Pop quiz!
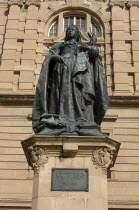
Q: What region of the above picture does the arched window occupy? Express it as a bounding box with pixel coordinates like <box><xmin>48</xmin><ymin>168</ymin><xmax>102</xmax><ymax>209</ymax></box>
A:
<box><xmin>91</xmin><ymin>21</ymin><xmax>101</xmax><ymax>37</ymax></box>
<box><xmin>64</xmin><ymin>15</ymin><xmax>86</xmax><ymax>31</ymax></box>
<box><xmin>48</xmin><ymin>20</ymin><xmax>58</xmax><ymax>37</ymax></box>
<box><xmin>48</xmin><ymin>14</ymin><xmax>101</xmax><ymax>38</ymax></box>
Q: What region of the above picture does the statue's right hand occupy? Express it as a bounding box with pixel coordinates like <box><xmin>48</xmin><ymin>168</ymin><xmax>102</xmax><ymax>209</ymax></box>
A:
<box><xmin>52</xmin><ymin>55</ymin><xmax>64</xmax><ymax>63</ymax></box>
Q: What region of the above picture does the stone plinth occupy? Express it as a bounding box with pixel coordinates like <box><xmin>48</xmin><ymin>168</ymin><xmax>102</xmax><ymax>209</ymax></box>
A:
<box><xmin>21</xmin><ymin>136</ymin><xmax>120</xmax><ymax>210</ymax></box>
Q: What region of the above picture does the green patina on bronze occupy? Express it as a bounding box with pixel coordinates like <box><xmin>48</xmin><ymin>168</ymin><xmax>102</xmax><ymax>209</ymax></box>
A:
<box><xmin>32</xmin><ymin>25</ymin><xmax>109</xmax><ymax>136</ymax></box>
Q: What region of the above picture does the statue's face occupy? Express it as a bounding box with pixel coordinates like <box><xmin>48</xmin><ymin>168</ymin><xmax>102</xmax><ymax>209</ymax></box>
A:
<box><xmin>66</xmin><ymin>26</ymin><xmax>78</xmax><ymax>40</ymax></box>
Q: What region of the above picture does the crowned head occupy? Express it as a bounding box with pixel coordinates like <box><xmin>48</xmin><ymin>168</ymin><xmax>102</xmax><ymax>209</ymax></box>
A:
<box><xmin>65</xmin><ymin>25</ymin><xmax>81</xmax><ymax>42</ymax></box>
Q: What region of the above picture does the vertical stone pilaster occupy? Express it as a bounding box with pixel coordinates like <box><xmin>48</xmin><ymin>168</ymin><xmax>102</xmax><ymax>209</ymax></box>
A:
<box><xmin>20</xmin><ymin>4</ymin><xmax>39</xmax><ymax>92</ymax></box>
<box><xmin>110</xmin><ymin>1</ymin><xmax>139</xmax><ymax>96</ymax></box>
<box><xmin>0</xmin><ymin>0</ymin><xmax>9</xmax><ymax>92</ymax></box>
<box><xmin>0</xmin><ymin>0</ymin><xmax>8</xmax><ymax>60</ymax></box>
<box><xmin>105</xmin><ymin>21</ymin><xmax>113</xmax><ymax>95</ymax></box>
<box><xmin>58</xmin><ymin>12</ymin><xmax>63</xmax><ymax>36</ymax></box>
<box><xmin>35</xmin><ymin>16</ymin><xmax>46</xmax><ymax>89</ymax></box>
<box><xmin>35</xmin><ymin>26</ymin><xmax>44</xmax><ymax>90</ymax></box>
<box><xmin>129</xmin><ymin>3</ymin><xmax>139</xmax><ymax>95</ymax></box>
<box><xmin>111</xmin><ymin>3</ymin><xmax>131</xmax><ymax>95</ymax></box>
<box><xmin>86</xmin><ymin>13</ymin><xmax>91</xmax><ymax>32</ymax></box>
<box><xmin>0</xmin><ymin>3</ymin><xmax>20</xmax><ymax>93</ymax></box>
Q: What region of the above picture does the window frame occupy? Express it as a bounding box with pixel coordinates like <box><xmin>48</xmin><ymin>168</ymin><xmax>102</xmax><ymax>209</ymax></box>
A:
<box><xmin>48</xmin><ymin>20</ymin><xmax>58</xmax><ymax>37</ymax></box>
<box><xmin>47</xmin><ymin>12</ymin><xmax>103</xmax><ymax>39</ymax></box>
<box><xmin>63</xmin><ymin>14</ymin><xmax>86</xmax><ymax>32</ymax></box>
<box><xmin>91</xmin><ymin>20</ymin><xmax>101</xmax><ymax>37</ymax></box>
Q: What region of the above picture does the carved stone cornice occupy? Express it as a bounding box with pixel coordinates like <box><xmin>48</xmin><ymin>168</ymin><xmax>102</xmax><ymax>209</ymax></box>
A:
<box><xmin>8</xmin><ymin>0</ymin><xmax>23</xmax><ymax>6</ymax></box>
<box><xmin>22</xmin><ymin>136</ymin><xmax>120</xmax><ymax>176</ymax></box>
<box><xmin>21</xmin><ymin>135</ymin><xmax>120</xmax><ymax>177</ymax></box>
<box><xmin>26</xmin><ymin>146</ymin><xmax>49</xmax><ymax>174</ymax></box>
<box><xmin>92</xmin><ymin>147</ymin><xmax>114</xmax><ymax>174</ymax></box>
<box><xmin>0</xmin><ymin>0</ymin><xmax>8</xmax><ymax>8</ymax></box>
<box><xmin>110</xmin><ymin>96</ymin><xmax>139</xmax><ymax>107</ymax></box>
<box><xmin>1</xmin><ymin>95</ymin><xmax>139</xmax><ymax>107</ymax></box>
<box><xmin>109</xmin><ymin>1</ymin><xmax>139</xmax><ymax>8</ymax></box>
<box><xmin>25</xmin><ymin>0</ymin><xmax>40</xmax><ymax>7</ymax></box>
<box><xmin>109</xmin><ymin>199</ymin><xmax>139</xmax><ymax>206</ymax></box>
<box><xmin>43</xmin><ymin>0</ymin><xmax>65</xmax><ymax>1</ymax></box>
<box><xmin>8</xmin><ymin>0</ymin><xmax>40</xmax><ymax>7</ymax></box>
<box><xmin>127</xmin><ymin>1</ymin><xmax>139</xmax><ymax>8</ymax></box>
<box><xmin>0</xmin><ymin>94</ymin><xmax>34</xmax><ymax>105</ymax></box>
<box><xmin>85</xmin><ymin>0</ymin><xmax>105</xmax><ymax>2</ymax></box>
<box><xmin>109</xmin><ymin>1</ymin><xmax>125</xmax><ymax>8</ymax></box>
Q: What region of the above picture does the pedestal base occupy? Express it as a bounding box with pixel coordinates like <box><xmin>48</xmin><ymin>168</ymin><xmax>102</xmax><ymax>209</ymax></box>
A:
<box><xmin>22</xmin><ymin>136</ymin><xmax>120</xmax><ymax>210</ymax></box>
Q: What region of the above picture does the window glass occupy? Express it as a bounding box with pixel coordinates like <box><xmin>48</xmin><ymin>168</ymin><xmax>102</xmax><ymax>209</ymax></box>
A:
<box><xmin>91</xmin><ymin>21</ymin><xmax>101</xmax><ymax>37</ymax></box>
<box><xmin>48</xmin><ymin>15</ymin><xmax>101</xmax><ymax>38</ymax></box>
<box><xmin>48</xmin><ymin>21</ymin><xmax>58</xmax><ymax>37</ymax></box>
<box><xmin>64</xmin><ymin>15</ymin><xmax>86</xmax><ymax>31</ymax></box>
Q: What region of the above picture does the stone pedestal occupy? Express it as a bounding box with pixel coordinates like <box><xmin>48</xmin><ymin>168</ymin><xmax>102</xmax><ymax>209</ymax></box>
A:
<box><xmin>22</xmin><ymin>136</ymin><xmax>120</xmax><ymax>210</ymax></box>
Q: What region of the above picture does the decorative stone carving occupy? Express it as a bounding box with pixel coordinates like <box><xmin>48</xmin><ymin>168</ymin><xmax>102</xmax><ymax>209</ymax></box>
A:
<box><xmin>85</xmin><ymin>0</ymin><xmax>105</xmax><ymax>2</ymax></box>
<box><xmin>25</xmin><ymin>0</ymin><xmax>40</xmax><ymax>7</ymax></box>
<box><xmin>92</xmin><ymin>147</ymin><xmax>114</xmax><ymax>174</ymax></box>
<box><xmin>109</xmin><ymin>1</ymin><xmax>125</xmax><ymax>8</ymax></box>
<box><xmin>0</xmin><ymin>0</ymin><xmax>8</xmax><ymax>7</ymax></box>
<box><xmin>8</xmin><ymin>0</ymin><xmax>23</xmax><ymax>6</ymax></box>
<box><xmin>27</xmin><ymin>146</ymin><xmax>49</xmax><ymax>174</ymax></box>
<box><xmin>109</xmin><ymin>0</ymin><xmax>139</xmax><ymax>8</ymax></box>
<box><xmin>48</xmin><ymin>0</ymin><xmax>62</xmax><ymax>1</ymax></box>
<box><xmin>127</xmin><ymin>2</ymin><xmax>139</xmax><ymax>8</ymax></box>
<box><xmin>8</xmin><ymin>0</ymin><xmax>40</xmax><ymax>7</ymax></box>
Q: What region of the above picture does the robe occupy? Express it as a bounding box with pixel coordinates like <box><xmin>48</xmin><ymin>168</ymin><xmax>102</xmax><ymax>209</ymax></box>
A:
<box><xmin>32</xmin><ymin>42</ymin><xmax>109</xmax><ymax>136</ymax></box>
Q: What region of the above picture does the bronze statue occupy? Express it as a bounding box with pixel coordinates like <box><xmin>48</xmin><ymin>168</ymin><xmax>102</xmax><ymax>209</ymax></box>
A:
<box><xmin>32</xmin><ymin>25</ymin><xmax>109</xmax><ymax>136</ymax></box>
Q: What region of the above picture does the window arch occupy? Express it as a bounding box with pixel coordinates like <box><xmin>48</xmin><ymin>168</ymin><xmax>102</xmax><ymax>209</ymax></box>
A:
<box><xmin>47</xmin><ymin>13</ymin><xmax>102</xmax><ymax>38</ymax></box>
<box><xmin>48</xmin><ymin>20</ymin><xmax>58</xmax><ymax>37</ymax></box>
<box><xmin>91</xmin><ymin>21</ymin><xmax>101</xmax><ymax>37</ymax></box>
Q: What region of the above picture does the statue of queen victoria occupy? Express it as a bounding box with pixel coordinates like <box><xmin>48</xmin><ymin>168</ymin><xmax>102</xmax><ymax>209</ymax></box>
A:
<box><xmin>32</xmin><ymin>25</ymin><xmax>109</xmax><ymax>136</ymax></box>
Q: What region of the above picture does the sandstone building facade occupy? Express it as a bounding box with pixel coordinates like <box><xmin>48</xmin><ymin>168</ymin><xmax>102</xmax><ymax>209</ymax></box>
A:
<box><xmin>0</xmin><ymin>0</ymin><xmax>139</xmax><ymax>209</ymax></box>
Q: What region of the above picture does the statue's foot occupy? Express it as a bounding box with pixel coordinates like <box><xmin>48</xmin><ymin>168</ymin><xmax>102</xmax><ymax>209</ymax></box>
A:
<box><xmin>37</xmin><ymin>127</ymin><xmax>67</xmax><ymax>136</ymax></box>
<box><xmin>59</xmin><ymin>131</ymin><xmax>79</xmax><ymax>136</ymax></box>
<box><xmin>77</xmin><ymin>129</ymin><xmax>106</xmax><ymax>136</ymax></box>
<box><xmin>35</xmin><ymin>121</ymin><xmax>106</xmax><ymax>137</ymax></box>
<box><xmin>76</xmin><ymin>124</ymin><xmax>106</xmax><ymax>136</ymax></box>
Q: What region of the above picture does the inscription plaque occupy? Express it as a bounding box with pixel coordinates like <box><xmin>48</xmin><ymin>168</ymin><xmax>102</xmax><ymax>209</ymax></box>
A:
<box><xmin>51</xmin><ymin>168</ymin><xmax>88</xmax><ymax>191</ymax></box>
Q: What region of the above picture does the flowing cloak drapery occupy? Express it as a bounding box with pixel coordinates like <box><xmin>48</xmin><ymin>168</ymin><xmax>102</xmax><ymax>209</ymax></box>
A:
<box><xmin>32</xmin><ymin>42</ymin><xmax>109</xmax><ymax>134</ymax></box>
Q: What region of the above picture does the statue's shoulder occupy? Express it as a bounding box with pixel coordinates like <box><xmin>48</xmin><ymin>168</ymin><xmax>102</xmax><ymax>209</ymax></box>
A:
<box><xmin>51</xmin><ymin>42</ymin><xmax>64</xmax><ymax>50</ymax></box>
<box><xmin>43</xmin><ymin>43</ymin><xmax>64</xmax><ymax>63</ymax></box>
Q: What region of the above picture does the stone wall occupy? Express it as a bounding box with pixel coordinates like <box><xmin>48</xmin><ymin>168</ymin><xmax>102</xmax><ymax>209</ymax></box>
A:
<box><xmin>0</xmin><ymin>105</ymin><xmax>33</xmax><ymax>208</ymax></box>
<box><xmin>111</xmin><ymin>1</ymin><xmax>139</xmax><ymax>96</ymax></box>
<box><xmin>0</xmin><ymin>0</ymin><xmax>139</xmax><ymax>95</ymax></box>
<box><xmin>0</xmin><ymin>0</ymin><xmax>139</xmax><ymax>209</ymax></box>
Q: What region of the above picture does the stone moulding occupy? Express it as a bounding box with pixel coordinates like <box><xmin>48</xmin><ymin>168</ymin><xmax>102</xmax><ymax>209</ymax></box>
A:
<box><xmin>109</xmin><ymin>1</ymin><xmax>139</xmax><ymax>8</ymax></box>
<box><xmin>126</xmin><ymin>2</ymin><xmax>139</xmax><ymax>7</ymax></box>
<box><xmin>1</xmin><ymin>95</ymin><xmax>139</xmax><ymax>107</ymax></box>
<box><xmin>109</xmin><ymin>1</ymin><xmax>125</xmax><ymax>8</ymax></box>
<box><xmin>26</xmin><ymin>145</ymin><xmax>49</xmax><ymax>174</ymax></box>
<box><xmin>0</xmin><ymin>0</ymin><xmax>8</xmax><ymax>7</ymax></box>
<box><xmin>8</xmin><ymin>0</ymin><xmax>23</xmax><ymax>6</ymax></box>
<box><xmin>25</xmin><ymin>0</ymin><xmax>40</xmax><ymax>7</ymax></box>
<box><xmin>22</xmin><ymin>135</ymin><xmax>120</xmax><ymax>174</ymax></box>
<box><xmin>92</xmin><ymin>147</ymin><xmax>114</xmax><ymax>174</ymax></box>
<box><xmin>8</xmin><ymin>0</ymin><xmax>40</xmax><ymax>7</ymax></box>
